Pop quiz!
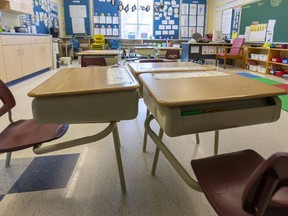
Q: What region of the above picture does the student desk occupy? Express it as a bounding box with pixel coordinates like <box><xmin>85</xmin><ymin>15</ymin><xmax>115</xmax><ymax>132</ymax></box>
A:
<box><xmin>128</xmin><ymin>61</ymin><xmax>215</xmax><ymax>152</ymax></box>
<box><xmin>28</xmin><ymin>66</ymin><xmax>139</xmax><ymax>193</ymax></box>
<box><xmin>133</xmin><ymin>46</ymin><xmax>156</xmax><ymax>58</ymax></box>
<box><xmin>77</xmin><ymin>50</ymin><xmax>121</xmax><ymax>65</ymax></box>
<box><xmin>139</xmin><ymin>72</ymin><xmax>285</xmax><ymax>191</ymax></box>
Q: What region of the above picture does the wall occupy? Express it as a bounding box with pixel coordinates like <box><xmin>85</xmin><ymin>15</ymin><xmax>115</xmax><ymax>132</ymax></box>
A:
<box><xmin>0</xmin><ymin>11</ymin><xmax>20</xmax><ymax>29</ymax></box>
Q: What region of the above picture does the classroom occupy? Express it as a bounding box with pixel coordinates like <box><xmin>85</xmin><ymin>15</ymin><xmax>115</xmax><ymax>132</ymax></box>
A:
<box><xmin>0</xmin><ymin>0</ymin><xmax>288</xmax><ymax>215</ymax></box>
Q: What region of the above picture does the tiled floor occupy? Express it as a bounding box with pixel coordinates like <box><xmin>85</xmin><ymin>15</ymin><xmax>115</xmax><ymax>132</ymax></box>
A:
<box><xmin>0</xmin><ymin>61</ymin><xmax>288</xmax><ymax>216</ymax></box>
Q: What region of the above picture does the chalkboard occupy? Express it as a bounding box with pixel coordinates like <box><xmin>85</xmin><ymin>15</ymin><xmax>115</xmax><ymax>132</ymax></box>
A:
<box><xmin>240</xmin><ymin>0</ymin><xmax>288</xmax><ymax>42</ymax></box>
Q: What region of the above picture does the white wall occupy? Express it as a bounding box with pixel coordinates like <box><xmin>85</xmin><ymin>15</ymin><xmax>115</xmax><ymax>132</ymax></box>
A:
<box><xmin>0</xmin><ymin>11</ymin><xmax>20</xmax><ymax>30</ymax></box>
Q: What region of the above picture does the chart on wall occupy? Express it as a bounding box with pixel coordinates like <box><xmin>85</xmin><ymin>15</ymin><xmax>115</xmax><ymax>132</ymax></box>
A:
<box><xmin>180</xmin><ymin>0</ymin><xmax>206</xmax><ymax>38</ymax></box>
<box><xmin>20</xmin><ymin>0</ymin><xmax>58</xmax><ymax>34</ymax></box>
<box><xmin>153</xmin><ymin>0</ymin><xmax>180</xmax><ymax>39</ymax></box>
<box><xmin>93</xmin><ymin>0</ymin><xmax>119</xmax><ymax>37</ymax></box>
<box><xmin>64</xmin><ymin>0</ymin><xmax>91</xmax><ymax>36</ymax></box>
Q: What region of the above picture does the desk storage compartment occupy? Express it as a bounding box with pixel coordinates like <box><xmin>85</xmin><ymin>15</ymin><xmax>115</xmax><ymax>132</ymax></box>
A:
<box><xmin>143</xmin><ymin>88</ymin><xmax>281</xmax><ymax>137</ymax></box>
<box><xmin>32</xmin><ymin>90</ymin><xmax>139</xmax><ymax>124</ymax></box>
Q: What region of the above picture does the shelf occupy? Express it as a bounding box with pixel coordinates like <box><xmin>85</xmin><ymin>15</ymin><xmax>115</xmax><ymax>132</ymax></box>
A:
<box><xmin>268</xmin><ymin>61</ymin><xmax>288</xmax><ymax>67</ymax></box>
<box><xmin>247</xmin><ymin>58</ymin><xmax>267</xmax><ymax>63</ymax></box>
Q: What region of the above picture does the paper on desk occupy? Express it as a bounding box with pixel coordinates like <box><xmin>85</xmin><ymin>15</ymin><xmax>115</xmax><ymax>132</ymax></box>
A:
<box><xmin>107</xmin><ymin>67</ymin><xmax>133</xmax><ymax>85</ymax></box>
<box><xmin>153</xmin><ymin>71</ymin><xmax>230</xmax><ymax>80</ymax></box>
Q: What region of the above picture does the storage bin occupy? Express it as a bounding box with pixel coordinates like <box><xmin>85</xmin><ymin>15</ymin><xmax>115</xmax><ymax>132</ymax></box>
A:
<box><xmin>251</xmin><ymin>54</ymin><xmax>259</xmax><ymax>60</ymax></box>
<box><xmin>259</xmin><ymin>55</ymin><xmax>268</xmax><ymax>61</ymax></box>
<box><xmin>249</xmin><ymin>65</ymin><xmax>258</xmax><ymax>71</ymax></box>
<box><xmin>258</xmin><ymin>66</ymin><xmax>266</xmax><ymax>73</ymax></box>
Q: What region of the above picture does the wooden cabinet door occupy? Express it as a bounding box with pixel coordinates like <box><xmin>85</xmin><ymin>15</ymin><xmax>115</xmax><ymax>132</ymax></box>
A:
<box><xmin>32</xmin><ymin>43</ymin><xmax>44</xmax><ymax>71</ymax></box>
<box><xmin>2</xmin><ymin>45</ymin><xmax>22</xmax><ymax>81</ymax></box>
<box><xmin>0</xmin><ymin>41</ymin><xmax>7</xmax><ymax>82</ymax></box>
<box><xmin>20</xmin><ymin>44</ymin><xmax>34</xmax><ymax>76</ymax></box>
<box><xmin>42</xmin><ymin>43</ymin><xmax>52</xmax><ymax>69</ymax></box>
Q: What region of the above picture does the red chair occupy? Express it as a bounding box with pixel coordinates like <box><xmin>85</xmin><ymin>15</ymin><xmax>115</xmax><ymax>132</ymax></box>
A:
<box><xmin>215</xmin><ymin>38</ymin><xmax>245</xmax><ymax>69</ymax></box>
<box><xmin>81</xmin><ymin>56</ymin><xmax>107</xmax><ymax>67</ymax></box>
<box><xmin>0</xmin><ymin>80</ymin><xmax>68</xmax><ymax>167</ymax></box>
<box><xmin>191</xmin><ymin>149</ymin><xmax>288</xmax><ymax>216</ymax></box>
<box><xmin>165</xmin><ymin>49</ymin><xmax>180</xmax><ymax>60</ymax></box>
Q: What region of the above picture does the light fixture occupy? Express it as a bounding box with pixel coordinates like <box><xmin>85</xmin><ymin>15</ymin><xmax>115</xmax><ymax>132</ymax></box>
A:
<box><xmin>118</xmin><ymin>1</ymin><xmax>124</xmax><ymax>12</ymax></box>
<box><xmin>110</xmin><ymin>0</ymin><xmax>115</xmax><ymax>6</ymax></box>
<box><xmin>132</xmin><ymin>5</ymin><xmax>137</xmax><ymax>12</ymax></box>
<box><xmin>124</xmin><ymin>4</ymin><xmax>129</xmax><ymax>13</ymax></box>
<box><xmin>146</xmin><ymin>5</ymin><xmax>150</xmax><ymax>12</ymax></box>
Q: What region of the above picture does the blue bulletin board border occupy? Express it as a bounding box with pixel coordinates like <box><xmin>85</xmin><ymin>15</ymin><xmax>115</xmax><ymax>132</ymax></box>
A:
<box><xmin>64</xmin><ymin>0</ymin><xmax>91</xmax><ymax>36</ymax></box>
<box><xmin>153</xmin><ymin>0</ymin><xmax>180</xmax><ymax>39</ymax></box>
<box><xmin>20</xmin><ymin>0</ymin><xmax>58</xmax><ymax>34</ymax></box>
<box><xmin>93</xmin><ymin>0</ymin><xmax>119</xmax><ymax>37</ymax></box>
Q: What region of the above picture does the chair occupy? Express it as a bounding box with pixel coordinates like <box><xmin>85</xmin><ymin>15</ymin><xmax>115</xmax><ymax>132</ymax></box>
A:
<box><xmin>68</xmin><ymin>38</ymin><xmax>82</xmax><ymax>59</ymax></box>
<box><xmin>108</xmin><ymin>39</ymin><xmax>120</xmax><ymax>50</ymax></box>
<box><xmin>0</xmin><ymin>80</ymin><xmax>69</xmax><ymax>167</ymax></box>
<box><xmin>91</xmin><ymin>34</ymin><xmax>105</xmax><ymax>50</ymax></box>
<box><xmin>81</xmin><ymin>56</ymin><xmax>107</xmax><ymax>67</ymax></box>
<box><xmin>191</xmin><ymin>149</ymin><xmax>288</xmax><ymax>216</ymax></box>
<box><xmin>215</xmin><ymin>38</ymin><xmax>245</xmax><ymax>69</ymax></box>
<box><xmin>165</xmin><ymin>49</ymin><xmax>180</xmax><ymax>60</ymax></box>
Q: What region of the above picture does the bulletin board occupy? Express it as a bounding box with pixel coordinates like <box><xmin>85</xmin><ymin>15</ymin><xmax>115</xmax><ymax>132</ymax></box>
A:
<box><xmin>153</xmin><ymin>0</ymin><xmax>180</xmax><ymax>39</ymax></box>
<box><xmin>180</xmin><ymin>0</ymin><xmax>206</xmax><ymax>39</ymax></box>
<box><xmin>20</xmin><ymin>0</ymin><xmax>58</xmax><ymax>34</ymax></box>
<box><xmin>64</xmin><ymin>0</ymin><xmax>91</xmax><ymax>36</ymax></box>
<box><xmin>93</xmin><ymin>0</ymin><xmax>119</xmax><ymax>37</ymax></box>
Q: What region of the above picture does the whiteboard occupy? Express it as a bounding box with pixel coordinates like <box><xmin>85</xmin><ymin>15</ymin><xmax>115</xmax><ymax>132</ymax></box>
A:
<box><xmin>69</xmin><ymin>5</ymin><xmax>87</xmax><ymax>18</ymax></box>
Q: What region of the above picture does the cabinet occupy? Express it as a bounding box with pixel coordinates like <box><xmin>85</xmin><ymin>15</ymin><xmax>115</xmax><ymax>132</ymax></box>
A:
<box><xmin>0</xmin><ymin>0</ymin><xmax>33</xmax><ymax>14</ymax></box>
<box><xmin>32</xmin><ymin>36</ymin><xmax>52</xmax><ymax>71</ymax></box>
<box><xmin>1</xmin><ymin>35</ymin><xmax>34</xmax><ymax>81</ymax></box>
<box><xmin>246</xmin><ymin>47</ymin><xmax>288</xmax><ymax>75</ymax></box>
<box><xmin>0</xmin><ymin>34</ymin><xmax>52</xmax><ymax>82</ymax></box>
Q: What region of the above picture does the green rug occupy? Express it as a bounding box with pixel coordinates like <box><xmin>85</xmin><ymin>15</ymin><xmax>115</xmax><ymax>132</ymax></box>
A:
<box><xmin>279</xmin><ymin>95</ymin><xmax>288</xmax><ymax>112</ymax></box>
<box><xmin>252</xmin><ymin>77</ymin><xmax>284</xmax><ymax>85</ymax></box>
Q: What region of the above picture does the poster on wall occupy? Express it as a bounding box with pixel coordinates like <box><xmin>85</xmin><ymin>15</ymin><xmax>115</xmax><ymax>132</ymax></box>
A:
<box><xmin>221</xmin><ymin>8</ymin><xmax>233</xmax><ymax>37</ymax></box>
<box><xmin>180</xmin><ymin>0</ymin><xmax>206</xmax><ymax>39</ymax></box>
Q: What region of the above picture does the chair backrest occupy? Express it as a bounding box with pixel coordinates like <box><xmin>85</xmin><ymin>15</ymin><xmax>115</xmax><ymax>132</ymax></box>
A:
<box><xmin>81</xmin><ymin>56</ymin><xmax>107</xmax><ymax>67</ymax></box>
<box><xmin>68</xmin><ymin>38</ymin><xmax>81</xmax><ymax>51</ymax></box>
<box><xmin>109</xmin><ymin>39</ymin><xmax>119</xmax><ymax>50</ymax></box>
<box><xmin>229</xmin><ymin>38</ymin><xmax>245</xmax><ymax>55</ymax></box>
<box><xmin>242</xmin><ymin>152</ymin><xmax>288</xmax><ymax>215</ymax></box>
<box><xmin>165</xmin><ymin>50</ymin><xmax>180</xmax><ymax>59</ymax></box>
<box><xmin>93</xmin><ymin>34</ymin><xmax>105</xmax><ymax>44</ymax></box>
<box><xmin>139</xmin><ymin>59</ymin><xmax>164</xmax><ymax>63</ymax></box>
<box><xmin>0</xmin><ymin>80</ymin><xmax>16</xmax><ymax>117</ymax></box>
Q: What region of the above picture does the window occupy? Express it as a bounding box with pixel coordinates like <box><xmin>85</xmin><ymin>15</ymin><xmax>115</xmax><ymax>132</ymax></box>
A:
<box><xmin>120</xmin><ymin>0</ymin><xmax>153</xmax><ymax>39</ymax></box>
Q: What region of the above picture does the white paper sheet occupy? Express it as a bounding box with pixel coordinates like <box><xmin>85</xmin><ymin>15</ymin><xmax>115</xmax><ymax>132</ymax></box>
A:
<box><xmin>72</xmin><ymin>17</ymin><xmax>85</xmax><ymax>33</ymax></box>
<box><xmin>69</xmin><ymin>5</ymin><xmax>87</xmax><ymax>18</ymax></box>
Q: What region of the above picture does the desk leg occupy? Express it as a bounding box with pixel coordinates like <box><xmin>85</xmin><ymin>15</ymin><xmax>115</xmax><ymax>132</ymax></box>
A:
<box><xmin>112</xmin><ymin>124</ymin><xmax>126</xmax><ymax>194</ymax></box>
<box><xmin>145</xmin><ymin>115</ymin><xmax>202</xmax><ymax>191</ymax></box>
<box><xmin>142</xmin><ymin>108</ymin><xmax>150</xmax><ymax>152</ymax></box>
<box><xmin>151</xmin><ymin>128</ymin><xmax>164</xmax><ymax>175</ymax></box>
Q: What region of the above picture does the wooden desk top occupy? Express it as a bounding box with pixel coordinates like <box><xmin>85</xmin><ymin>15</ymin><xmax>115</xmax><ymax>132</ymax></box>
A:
<box><xmin>28</xmin><ymin>67</ymin><xmax>139</xmax><ymax>98</ymax></box>
<box><xmin>128</xmin><ymin>62</ymin><xmax>215</xmax><ymax>76</ymax></box>
<box><xmin>77</xmin><ymin>50</ymin><xmax>120</xmax><ymax>56</ymax></box>
<box><xmin>134</xmin><ymin>46</ymin><xmax>155</xmax><ymax>49</ymax></box>
<box><xmin>139</xmin><ymin>72</ymin><xmax>286</xmax><ymax>107</ymax></box>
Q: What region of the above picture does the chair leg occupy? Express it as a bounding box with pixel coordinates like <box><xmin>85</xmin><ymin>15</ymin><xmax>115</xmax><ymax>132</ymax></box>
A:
<box><xmin>5</xmin><ymin>152</ymin><xmax>12</xmax><ymax>167</ymax></box>
<box><xmin>215</xmin><ymin>56</ymin><xmax>218</xmax><ymax>67</ymax></box>
<box><xmin>223</xmin><ymin>58</ymin><xmax>226</xmax><ymax>69</ymax></box>
<box><xmin>214</xmin><ymin>130</ymin><xmax>220</xmax><ymax>155</ymax></box>
<box><xmin>151</xmin><ymin>128</ymin><xmax>164</xmax><ymax>175</ymax></box>
<box><xmin>112</xmin><ymin>123</ymin><xmax>126</xmax><ymax>194</ymax></box>
<box><xmin>143</xmin><ymin>108</ymin><xmax>150</xmax><ymax>152</ymax></box>
<box><xmin>196</xmin><ymin>133</ymin><xmax>200</xmax><ymax>144</ymax></box>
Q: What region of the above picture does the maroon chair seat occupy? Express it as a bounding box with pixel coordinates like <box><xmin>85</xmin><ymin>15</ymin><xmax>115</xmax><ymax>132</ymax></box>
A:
<box><xmin>139</xmin><ymin>59</ymin><xmax>164</xmax><ymax>63</ymax></box>
<box><xmin>0</xmin><ymin>79</ymin><xmax>68</xmax><ymax>167</ymax></box>
<box><xmin>81</xmin><ymin>56</ymin><xmax>107</xmax><ymax>67</ymax></box>
<box><xmin>165</xmin><ymin>49</ymin><xmax>180</xmax><ymax>59</ymax></box>
<box><xmin>191</xmin><ymin>149</ymin><xmax>288</xmax><ymax>216</ymax></box>
<box><xmin>215</xmin><ymin>38</ymin><xmax>245</xmax><ymax>69</ymax></box>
